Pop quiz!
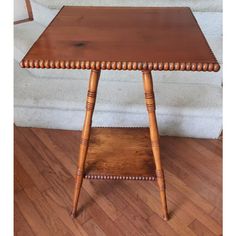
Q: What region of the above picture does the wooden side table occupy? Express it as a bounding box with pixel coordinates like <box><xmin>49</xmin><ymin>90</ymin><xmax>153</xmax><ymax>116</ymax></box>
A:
<box><xmin>20</xmin><ymin>6</ymin><xmax>220</xmax><ymax>221</ymax></box>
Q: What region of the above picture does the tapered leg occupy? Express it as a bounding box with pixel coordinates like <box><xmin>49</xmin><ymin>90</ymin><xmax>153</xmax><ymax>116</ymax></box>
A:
<box><xmin>142</xmin><ymin>70</ymin><xmax>168</xmax><ymax>221</ymax></box>
<box><xmin>71</xmin><ymin>69</ymin><xmax>100</xmax><ymax>218</ymax></box>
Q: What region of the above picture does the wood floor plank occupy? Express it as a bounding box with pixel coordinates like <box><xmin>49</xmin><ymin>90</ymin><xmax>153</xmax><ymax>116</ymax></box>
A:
<box><xmin>114</xmin><ymin>181</ymin><xmax>154</xmax><ymax>219</ymax></box>
<box><xmin>163</xmin><ymin>183</ymin><xmax>221</xmax><ymax>234</ymax></box>
<box><xmin>164</xmin><ymin>170</ymin><xmax>214</xmax><ymax>214</ymax></box>
<box><xmin>15</xmin><ymin>127</ymin><xmax>50</xmax><ymax>173</ymax></box>
<box><xmin>168</xmin><ymin>218</ymin><xmax>197</xmax><ymax>236</ymax></box>
<box><xmin>24</xmin><ymin>186</ymin><xmax>75</xmax><ymax>236</ymax></box>
<box><xmin>14</xmin><ymin>204</ymin><xmax>35</xmax><ymax>236</ymax></box>
<box><xmin>148</xmin><ymin>214</ymin><xmax>178</xmax><ymax>236</ymax></box>
<box><xmin>122</xmin><ymin>204</ymin><xmax>161</xmax><ymax>236</ymax></box>
<box><xmin>104</xmin><ymin>181</ymin><xmax>128</xmax><ymax>212</ymax></box>
<box><xmin>124</xmin><ymin>181</ymin><xmax>196</xmax><ymax>236</ymax></box>
<box><xmin>181</xmin><ymin>138</ymin><xmax>222</xmax><ymax>175</ymax></box>
<box><xmin>146</xmin><ymin>173</ymin><xmax>221</xmax><ymax>235</ymax></box>
<box><xmin>169</xmin><ymin>138</ymin><xmax>221</xmax><ymax>182</ymax></box>
<box><xmin>14</xmin><ymin>159</ymin><xmax>34</xmax><ymax>189</ymax></box>
<box><xmin>64</xmin><ymin>178</ymin><xmax>124</xmax><ymax>236</ymax></box>
<box><xmin>161</xmin><ymin>148</ymin><xmax>221</xmax><ymax>209</ymax></box>
<box><xmin>161</xmin><ymin>141</ymin><xmax>221</xmax><ymax>193</ymax></box>
<box><xmin>14</xmin><ymin>178</ymin><xmax>23</xmax><ymax>194</ymax></box>
<box><xmin>123</xmin><ymin>181</ymin><xmax>163</xmax><ymax>218</ymax></box>
<box><xmin>44</xmin><ymin>171</ymin><xmax>91</xmax><ymax>225</ymax></box>
<box><xmin>14</xmin><ymin>142</ymin><xmax>51</xmax><ymax>192</ymax></box>
<box><xmin>188</xmin><ymin>219</ymin><xmax>216</xmax><ymax>236</ymax></box>
<box><xmin>32</xmin><ymin>128</ymin><xmax>76</xmax><ymax>176</ymax></box>
<box><xmin>19</xmin><ymin>128</ymin><xmax>71</xmax><ymax>181</ymax></box>
<box><xmin>15</xmin><ymin>191</ymin><xmax>52</xmax><ymax>236</ymax></box>
<box><xmin>82</xmin><ymin>180</ymin><xmax>125</xmax><ymax>221</ymax></box>
<box><xmin>82</xmin><ymin>218</ymin><xmax>106</xmax><ymax>236</ymax></box>
<box><xmin>181</xmin><ymin>201</ymin><xmax>222</xmax><ymax>235</ymax></box>
<box><xmin>47</xmin><ymin>129</ymin><xmax>80</xmax><ymax>162</ymax></box>
<box><xmin>14</xmin><ymin>169</ymin><xmax>23</xmax><ymax>194</ymax></box>
<box><xmin>196</xmin><ymin>138</ymin><xmax>222</xmax><ymax>158</ymax></box>
<box><xmin>42</xmin><ymin>175</ymin><xmax>123</xmax><ymax>236</ymax></box>
<box><xmin>210</xmin><ymin>207</ymin><xmax>222</xmax><ymax>225</ymax></box>
<box><xmin>81</xmin><ymin>201</ymin><xmax>123</xmax><ymax>236</ymax></box>
<box><xmin>115</xmin><ymin>214</ymin><xmax>144</xmax><ymax>236</ymax></box>
<box><xmin>139</xmin><ymin>181</ymin><xmax>194</xmax><ymax>226</ymax></box>
<box><xmin>162</xmin><ymin>136</ymin><xmax>221</xmax><ymax>168</ymax></box>
<box><xmin>209</xmin><ymin>139</ymin><xmax>222</xmax><ymax>157</ymax></box>
<box><xmin>42</xmin><ymin>188</ymin><xmax>88</xmax><ymax>236</ymax></box>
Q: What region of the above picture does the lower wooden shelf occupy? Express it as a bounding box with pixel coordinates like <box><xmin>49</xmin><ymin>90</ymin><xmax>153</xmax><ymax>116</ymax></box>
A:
<box><xmin>84</xmin><ymin>128</ymin><xmax>156</xmax><ymax>181</ymax></box>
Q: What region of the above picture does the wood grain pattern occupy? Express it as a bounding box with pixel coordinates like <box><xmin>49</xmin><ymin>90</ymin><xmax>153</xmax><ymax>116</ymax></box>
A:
<box><xmin>84</xmin><ymin>128</ymin><xmax>156</xmax><ymax>180</ymax></box>
<box><xmin>20</xmin><ymin>6</ymin><xmax>220</xmax><ymax>72</ymax></box>
<box><xmin>14</xmin><ymin>126</ymin><xmax>222</xmax><ymax>235</ymax></box>
<box><xmin>14</xmin><ymin>204</ymin><xmax>35</xmax><ymax>236</ymax></box>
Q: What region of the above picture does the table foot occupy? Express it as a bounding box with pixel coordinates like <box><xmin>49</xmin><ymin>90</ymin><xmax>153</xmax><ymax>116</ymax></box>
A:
<box><xmin>70</xmin><ymin>210</ymin><xmax>77</xmax><ymax>218</ymax></box>
<box><xmin>163</xmin><ymin>213</ymin><xmax>169</xmax><ymax>221</ymax></box>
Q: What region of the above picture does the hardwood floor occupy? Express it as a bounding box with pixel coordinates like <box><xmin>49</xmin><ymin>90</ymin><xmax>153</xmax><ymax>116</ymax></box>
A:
<box><xmin>14</xmin><ymin>126</ymin><xmax>222</xmax><ymax>236</ymax></box>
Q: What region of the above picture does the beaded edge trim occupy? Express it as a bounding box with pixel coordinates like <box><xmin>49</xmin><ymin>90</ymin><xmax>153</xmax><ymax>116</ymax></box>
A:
<box><xmin>20</xmin><ymin>60</ymin><xmax>220</xmax><ymax>72</ymax></box>
<box><xmin>84</xmin><ymin>174</ymin><xmax>156</xmax><ymax>181</ymax></box>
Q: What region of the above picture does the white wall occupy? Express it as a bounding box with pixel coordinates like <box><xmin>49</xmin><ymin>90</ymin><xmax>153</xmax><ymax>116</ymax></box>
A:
<box><xmin>14</xmin><ymin>0</ymin><xmax>28</xmax><ymax>21</ymax></box>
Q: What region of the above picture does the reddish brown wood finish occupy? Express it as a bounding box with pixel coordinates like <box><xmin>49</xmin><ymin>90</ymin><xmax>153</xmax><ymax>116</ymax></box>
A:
<box><xmin>20</xmin><ymin>6</ymin><xmax>219</xmax><ymax>72</ymax></box>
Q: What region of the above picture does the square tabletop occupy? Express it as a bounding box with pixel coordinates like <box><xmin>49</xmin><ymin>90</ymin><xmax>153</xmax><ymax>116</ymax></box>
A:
<box><xmin>20</xmin><ymin>6</ymin><xmax>220</xmax><ymax>72</ymax></box>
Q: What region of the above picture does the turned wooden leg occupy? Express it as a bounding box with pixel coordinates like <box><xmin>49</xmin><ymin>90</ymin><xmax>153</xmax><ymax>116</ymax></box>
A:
<box><xmin>71</xmin><ymin>69</ymin><xmax>100</xmax><ymax>218</ymax></box>
<box><xmin>142</xmin><ymin>70</ymin><xmax>168</xmax><ymax>221</ymax></box>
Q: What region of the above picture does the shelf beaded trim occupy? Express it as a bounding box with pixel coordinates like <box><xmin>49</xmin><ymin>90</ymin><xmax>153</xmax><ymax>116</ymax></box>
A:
<box><xmin>84</xmin><ymin>174</ymin><xmax>156</xmax><ymax>181</ymax></box>
<box><xmin>20</xmin><ymin>60</ymin><xmax>220</xmax><ymax>72</ymax></box>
